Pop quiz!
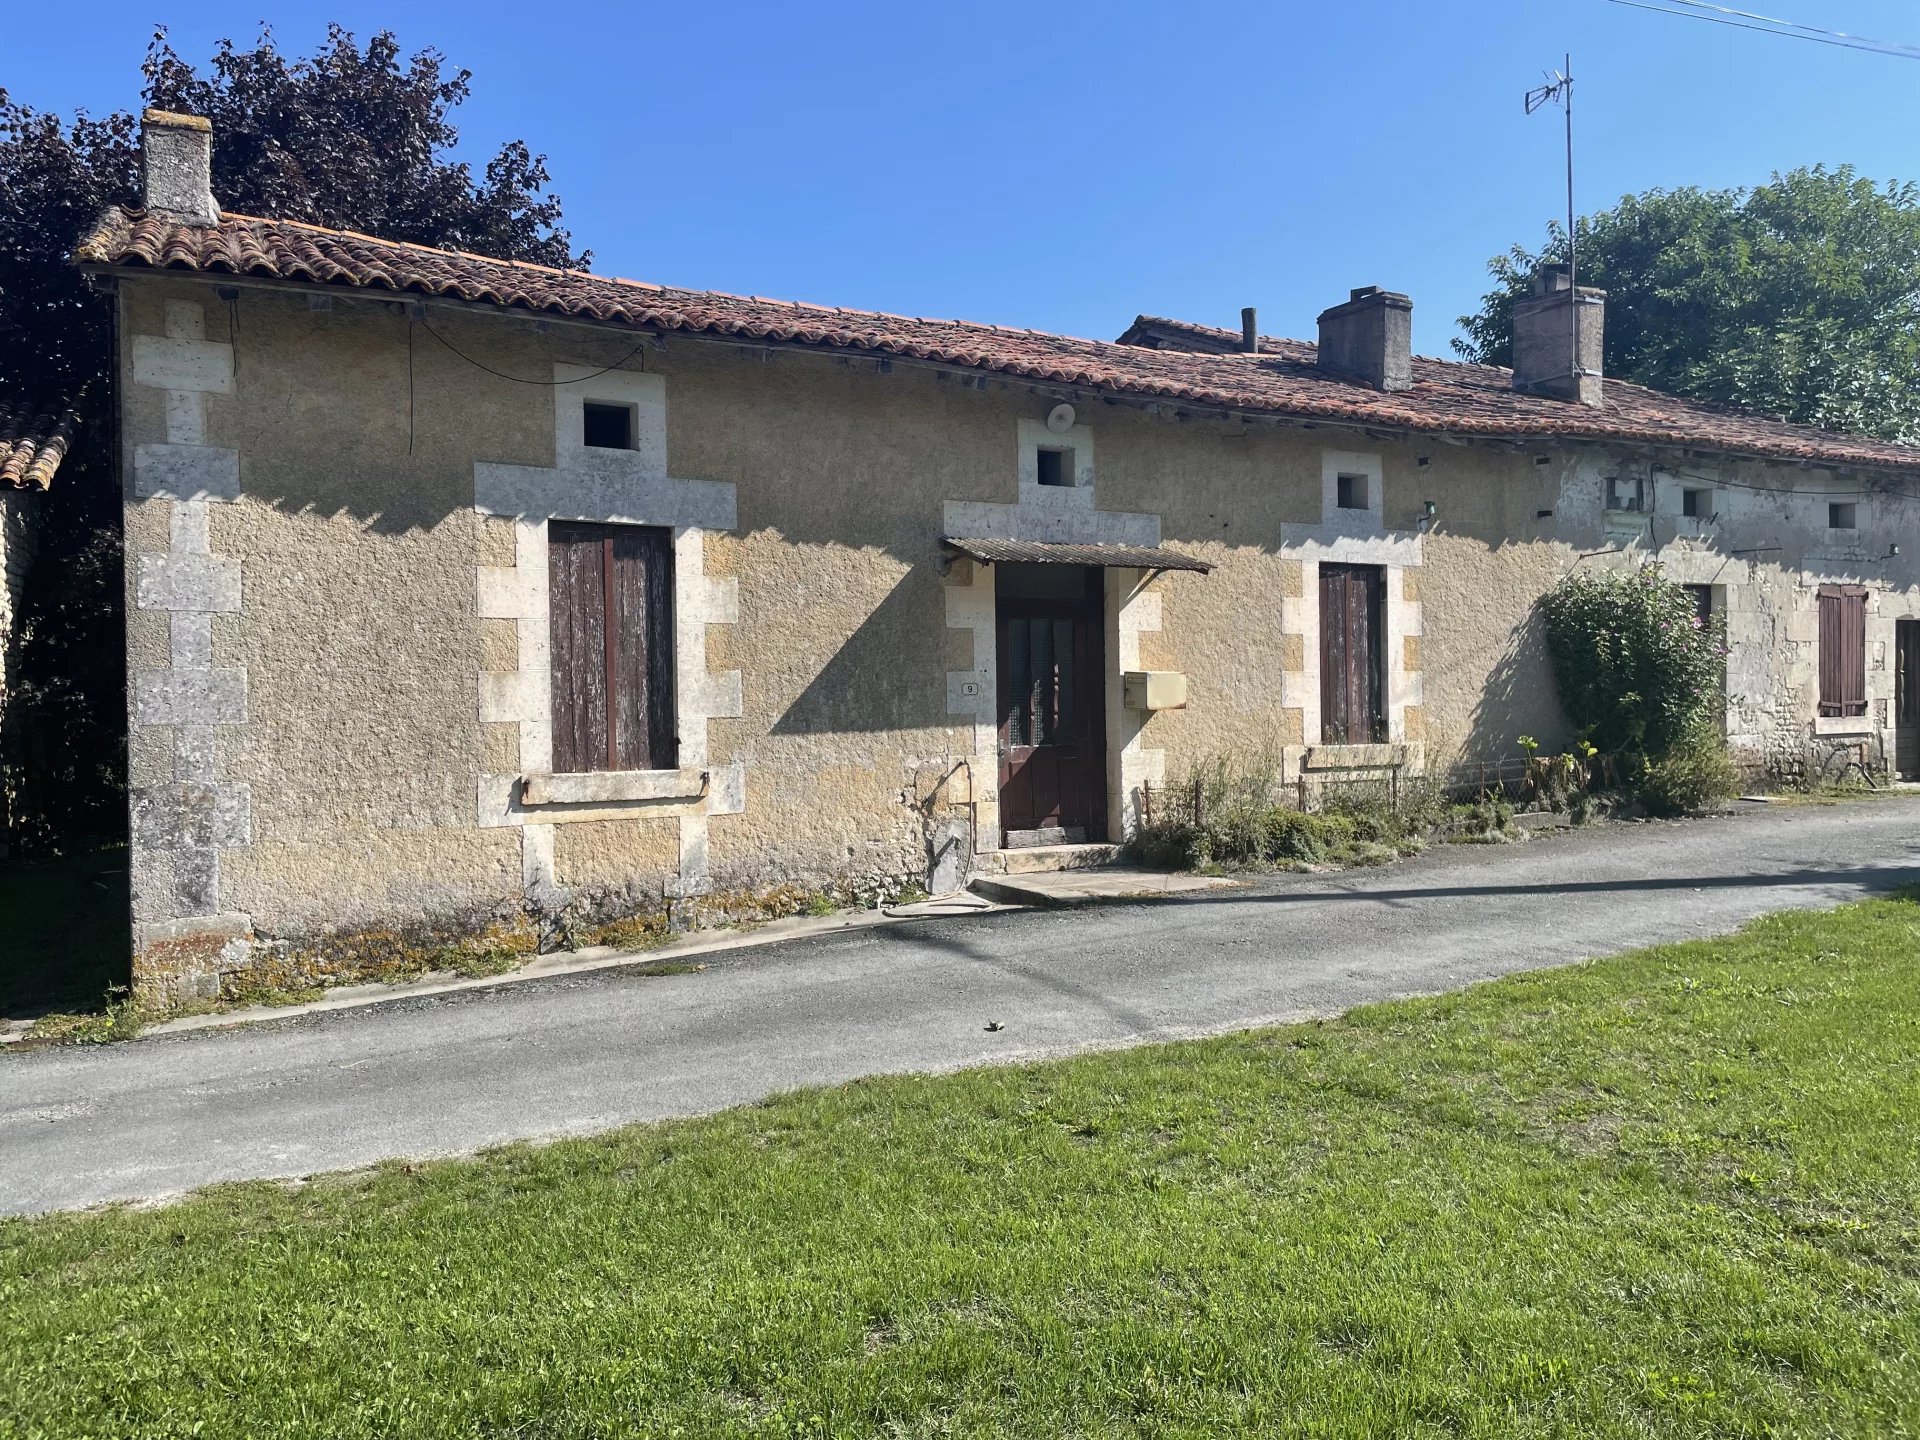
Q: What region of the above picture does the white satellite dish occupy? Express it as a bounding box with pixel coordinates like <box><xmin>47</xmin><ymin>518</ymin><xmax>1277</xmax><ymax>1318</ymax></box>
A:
<box><xmin>1045</xmin><ymin>403</ymin><xmax>1076</xmax><ymax>435</ymax></box>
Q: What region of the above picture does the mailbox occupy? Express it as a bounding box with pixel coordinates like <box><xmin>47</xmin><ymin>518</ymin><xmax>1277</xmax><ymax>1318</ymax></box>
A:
<box><xmin>1123</xmin><ymin>670</ymin><xmax>1188</xmax><ymax>711</ymax></box>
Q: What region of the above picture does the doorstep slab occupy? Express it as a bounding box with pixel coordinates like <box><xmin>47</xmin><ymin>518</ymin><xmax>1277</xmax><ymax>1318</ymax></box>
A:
<box><xmin>970</xmin><ymin>867</ymin><xmax>1242</xmax><ymax>907</ymax></box>
<box><xmin>987</xmin><ymin>843</ymin><xmax>1123</xmax><ymax>876</ymax></box>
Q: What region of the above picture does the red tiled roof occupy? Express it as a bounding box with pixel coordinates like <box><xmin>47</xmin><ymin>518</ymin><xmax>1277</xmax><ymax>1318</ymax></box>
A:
<box><xmin>76</xmin><ymin>207</ymin><xmax>1920</xmax><ymax>477</ymax></box>
<box><xmin>0</xmin><ymin>402</ymin><xmax>76</xmax><ymax>490</ymax></box>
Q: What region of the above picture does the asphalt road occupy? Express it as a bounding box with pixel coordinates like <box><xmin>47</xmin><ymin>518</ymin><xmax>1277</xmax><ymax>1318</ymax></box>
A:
<box><xmin>4</xmin><ymin>802</ymin><xmax>1917</xmax><ymax>1216</ymax></box>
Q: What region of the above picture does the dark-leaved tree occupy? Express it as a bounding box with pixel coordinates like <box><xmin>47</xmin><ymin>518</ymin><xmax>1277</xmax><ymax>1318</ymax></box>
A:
<box><xmin>1455</xmin><ymin>167</ymin><xmax>1920</xmax><ymax>444</ymax></box>
<box><xmin>0</xmin><ymin>24</ymin><xmax>584</xmax><ymax>855</ymax></box>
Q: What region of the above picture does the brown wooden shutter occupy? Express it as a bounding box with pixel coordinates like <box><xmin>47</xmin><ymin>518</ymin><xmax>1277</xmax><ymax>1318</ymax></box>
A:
<box><xmin>1817</xmin><ymin>584</ymin><xmax>1868</xmax><ymax>718</ymax></box>
<box><xmin>548</xmin><ymin>522</ymin><xmax>676</xmax><ymax>773</ymax></box>
<box><xmin>1319</xmin><ymin>564</ymin><xmax>1385</xmax><ymax>744</ymax></box>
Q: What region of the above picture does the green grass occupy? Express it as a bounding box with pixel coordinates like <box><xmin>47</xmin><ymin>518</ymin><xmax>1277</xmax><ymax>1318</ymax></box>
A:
<box><xmin>0</xmin><ymin>844</ymin><xmax>130</xmax><ymax>1019</ymax></box>
<box><xmin>5</xmin><ymin>899</ymin><xmax>1920</xmax><ymax>1437</ymax></box>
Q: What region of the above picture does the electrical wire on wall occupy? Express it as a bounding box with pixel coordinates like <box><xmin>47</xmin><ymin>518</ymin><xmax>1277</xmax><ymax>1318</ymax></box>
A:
<box><xmin>415</xmin><ymin>312</ymin><xmax>647</xmax><ymax>386</ymax></box>
<box><xmin>1660</xmin><ymin>466</ymin><xmax>1919</xmax><ymax>506</ymax></box>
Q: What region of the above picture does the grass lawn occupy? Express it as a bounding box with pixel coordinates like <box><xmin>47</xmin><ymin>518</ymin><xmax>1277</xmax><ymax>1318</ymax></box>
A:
<box><xmin>4</xmin><ymin>899</ymin><xmax>1919</xmax><ymax>1437</ymax></box>
<box><xmin>0</xmin><ymin>845</ymin><xmax>130</xmax><ymax>1018</ymax></box>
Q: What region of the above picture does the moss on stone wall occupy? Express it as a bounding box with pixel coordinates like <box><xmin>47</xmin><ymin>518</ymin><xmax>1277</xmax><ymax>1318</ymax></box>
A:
<box><xmin>228</xmin><ymin>912</ymin><xmax>540</xmax><ymax>1003</ymax></box>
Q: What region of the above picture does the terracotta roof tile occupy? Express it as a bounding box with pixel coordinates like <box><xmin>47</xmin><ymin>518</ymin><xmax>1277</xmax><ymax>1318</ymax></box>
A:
<box><xmin>0</xmin><ymin>402</ymin><xmax>77</xmax><ymax>490</ymax></box>
<box><xmin>75</xmin><ymin>208</ymin><xmax>1920</xmax><ymax>477</ymax></box>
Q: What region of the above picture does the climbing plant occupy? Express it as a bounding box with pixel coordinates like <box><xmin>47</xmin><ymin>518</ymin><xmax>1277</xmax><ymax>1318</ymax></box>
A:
<box><xmin>1540</xmin><ymin>565</ymin><xmax>1727</xmax><ymax>759</ymax></box>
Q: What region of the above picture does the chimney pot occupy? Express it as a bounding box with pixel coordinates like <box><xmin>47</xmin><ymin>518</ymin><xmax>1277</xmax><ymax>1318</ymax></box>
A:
<box><xmin>1511</xmin><ymin>263</ymin><xmax>1605</xmax><ymax>406</ymax></box>
<box><xmin>1535</xmin><ymin>263</ymin><xmax>1573</xmax><ymax>294</ymax></box>
<box><xmin>1240</xmin><ymin>307</ymin><xmax>1259</xmax><ymax>353</ymax></box>
<box><xmin>1315</xmin><ymin>286</ymin><xmax>1413</xmax><ymax>392</ymax></box>
<box><xmin>141</xmin><ymin>109</ymin><xmax>217</xmax><ymax>227</ymax></box>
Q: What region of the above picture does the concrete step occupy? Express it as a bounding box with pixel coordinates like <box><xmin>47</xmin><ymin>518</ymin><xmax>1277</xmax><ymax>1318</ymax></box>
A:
<box><xmin>976</xmin><ymin>842</ymin><xmax>1122</xmax><ymax>877</ymax></box>
<box><xmin>969</xmin><ymin>867</ymin><xmax>1241</xmax><ymax>908</ymax></box>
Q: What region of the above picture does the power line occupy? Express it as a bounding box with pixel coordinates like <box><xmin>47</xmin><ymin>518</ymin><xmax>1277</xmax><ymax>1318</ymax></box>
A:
<box><xmin>1667</xmin><ymin>0</ymin><xmax>1920</xmax><ymax>50</ymax></box>
<box><xmin>1599</xmin><ymin>0</ymin><xmax>1920</xmax><ymax>59</ymax></box>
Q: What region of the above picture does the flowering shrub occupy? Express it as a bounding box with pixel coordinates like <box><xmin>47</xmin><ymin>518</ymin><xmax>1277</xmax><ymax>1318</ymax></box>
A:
<box><xmin>1540</xmin><ymin>565</ymin><xmax>1727</xmax><ymax>757</ymax></box>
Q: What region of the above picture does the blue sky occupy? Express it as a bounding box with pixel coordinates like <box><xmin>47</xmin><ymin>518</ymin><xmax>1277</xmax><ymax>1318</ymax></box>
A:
<box><xmin>12</xmin><ymin>1</ymin><xmax>1920</xmax><ymax>356</ymax></box>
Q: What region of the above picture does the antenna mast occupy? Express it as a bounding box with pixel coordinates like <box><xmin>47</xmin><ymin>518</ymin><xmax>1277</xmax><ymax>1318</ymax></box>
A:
<box><xmin>1525</xmin><ymin>56</ymin><xmax>1579</xmax><ymax>390</ymax></box>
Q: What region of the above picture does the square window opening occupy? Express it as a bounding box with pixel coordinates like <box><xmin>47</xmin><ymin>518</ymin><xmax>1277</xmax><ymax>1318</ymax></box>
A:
<box><xmin>1682</xmin><ymin>487</ymin><xmax>1712</xmax><ymax>519</ymax></box>
<box><xmin>1829</xmin><ymin>501</ymin><xmax>1857</xmax><ymax>530</ymax></box>
<box><xmin>1036</xmin><ymin>447</ymin><xmax>1072</xmax><ymax>488</ymax></box>
<box><xmin>583</xmin><ymin>401</ymin><xmax>636</xmax><ymax>451</ymax></box>
<box><xmin>1336</xmin><ymin>473</ymin><xmax>1368</xmax><ymax>510</ymax></box>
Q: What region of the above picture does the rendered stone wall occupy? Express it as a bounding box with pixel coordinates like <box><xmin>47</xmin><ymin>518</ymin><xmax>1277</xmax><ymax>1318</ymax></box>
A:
<box><xmin>114</xmin><ymin>272</ymin><xmax>1920</xmax><ymax>999</ymax></box>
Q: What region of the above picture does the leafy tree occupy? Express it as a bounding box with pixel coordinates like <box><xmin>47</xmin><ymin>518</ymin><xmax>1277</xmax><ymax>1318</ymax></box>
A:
<box><xmin>1455</xmin><ymin>167</ymin><xmax>1920</xmax><ymax>443</ymax></box>
<box><xmin>0</xmin><ymin>26</ymin><xmax>583</xmax><ymax>855</ymax></box>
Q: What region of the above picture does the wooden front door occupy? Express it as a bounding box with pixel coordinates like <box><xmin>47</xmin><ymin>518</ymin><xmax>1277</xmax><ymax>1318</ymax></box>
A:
<box><xmin>996</xmin><ymin>569</ymin><xmax>1106</xmax><ymax>845</ymax></box>
<box><xmin>1897</xmin><ymin>620</ymin><xmax>1920</xmax><ymax>781</ymax></box>
<box><xmin>1319</xmin><ymin>563</ymin><xmax>1385</xmax><ymax>744</ymax></box>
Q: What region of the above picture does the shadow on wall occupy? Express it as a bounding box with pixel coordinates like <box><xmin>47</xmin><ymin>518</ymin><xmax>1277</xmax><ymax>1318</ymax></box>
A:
<box><xmin>1460</xmin><ymin>600</ymin><xmax>1567</xmax><ymax>764</ymax></box>
<box><xmin>771</xmin><ymin>565</ymin><xmax>954</xmax><ymax>736</ymax></box>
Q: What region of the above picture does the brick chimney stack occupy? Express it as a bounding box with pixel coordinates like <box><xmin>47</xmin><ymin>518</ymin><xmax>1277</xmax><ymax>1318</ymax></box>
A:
<box><xmin>141</xmin><ymin>109</ymin><xmax>217</xmax><ymax>227</ymax></box>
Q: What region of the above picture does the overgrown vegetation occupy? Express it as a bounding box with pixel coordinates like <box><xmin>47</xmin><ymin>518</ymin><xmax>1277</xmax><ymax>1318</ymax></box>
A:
<box><xmin>4</xmin><ymin>895</ymin><xmax>1918</xmax><ymax>1435</ymax></box>
<box><xmin>1129</xmin><ymin>748</ymin><xmax>1513</xmax><ymax>872</ymax></box>
<box><xmin>1540</xmin><ymin>564</ymin><xmax>1739</xmax><ymax>817</ymax></box>
<box><xmin>19</xmin><ymin>994</ymin><xmax>146</xmax><ymax>1045</ymax></box>
<box><xmin>226</xmin><ymin>914</ymin><xmax>542</xmax><ymax>1006</ymax></box>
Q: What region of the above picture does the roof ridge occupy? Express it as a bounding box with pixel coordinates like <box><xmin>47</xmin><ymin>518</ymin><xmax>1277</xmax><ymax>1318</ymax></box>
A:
<box><xmin>193</xmin><ymin>209</ymin><xmax>1128</xmax><ymax>351</ymax></box>
<box><xmin>73</xmin><ymin>210</ymin><xmax>1920</xmax><ymax>475</ymax></box>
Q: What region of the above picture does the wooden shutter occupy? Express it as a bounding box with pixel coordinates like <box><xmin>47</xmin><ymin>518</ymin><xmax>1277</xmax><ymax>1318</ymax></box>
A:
<box><xmin>548</xmin><ymin>522</ymin><xmax>676</xmax><ymax>772</ymax></box>
<box><xmin>1320</xmin><ymin>564</ymin><xmax>1385</xmax><ymax>744</ymax></box>
<box><xmin>1817</xmin><ymin>584</ymin><xmax>1867</xmax><ymax>718</ymax></box>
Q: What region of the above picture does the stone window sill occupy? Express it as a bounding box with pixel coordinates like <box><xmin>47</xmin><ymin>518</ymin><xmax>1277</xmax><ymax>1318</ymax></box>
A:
<box><xmin>521</xmin><ymin>768</ymin><xmax>707</xmax><ymax>807</ymax></box>
<box><xmin>1304</xmin><ymin>743</ymin><xmax>1408</xmax><ymax>771</ymax></box>
<box><xmin>1812</xmin><ymin>713</ymin><xmax>1873</xmax><ymax>737</ymax></box>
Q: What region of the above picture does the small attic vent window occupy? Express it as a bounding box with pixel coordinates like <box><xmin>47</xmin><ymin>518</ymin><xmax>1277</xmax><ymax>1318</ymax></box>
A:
<box><xmin>1829</xmin><ymin>501</ymin><xmax>1857</xmax><ymax>530</ymax></box>
<box><xmin>1036</xmin><ymin>448</ymin><xmax>1071</xmax><ymax>487</ymax></box>
<box><xmin>1336</xmin><ymin>473</ymin><xmax>1368</xmax><ymax>510</ymax></box>
<box><xmin>583</xmin><ymin>402</ymin><xmax>635</xmax><ymax>451</ymax></box>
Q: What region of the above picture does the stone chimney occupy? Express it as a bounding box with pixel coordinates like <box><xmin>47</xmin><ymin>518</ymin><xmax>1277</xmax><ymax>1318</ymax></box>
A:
<box><xmin>1511</xmin><ymin>263</ymin><xmax>1605</xmax><ymax>406</ymax></box>
<box><xmin>1316</xmin><ymin>287</ymin><xmax>1412</xmax><ymax>392</ymax></box>
<box><xmin>141</xmin><ymin>109</ymin><xmax>217</xmax><ymax>226</ymax></box>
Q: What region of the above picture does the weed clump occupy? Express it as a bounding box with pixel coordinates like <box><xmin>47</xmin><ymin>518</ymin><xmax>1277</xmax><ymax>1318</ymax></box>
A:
<box><xmin>1128</xmin><ymin>749</ymin><xmax>1485</xmax><ymax>872</ymax></box>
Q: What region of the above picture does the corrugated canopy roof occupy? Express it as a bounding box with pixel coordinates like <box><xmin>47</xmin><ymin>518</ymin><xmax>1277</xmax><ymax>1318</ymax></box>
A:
<box><xmin>943</xmin><ymin>537</ymin><xmax>1212</xmax><ymax>573</ymax></box>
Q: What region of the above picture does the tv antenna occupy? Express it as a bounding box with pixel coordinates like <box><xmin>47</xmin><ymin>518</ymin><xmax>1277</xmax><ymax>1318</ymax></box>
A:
<box><xmin>1525</xmin><ymin>56</ymin><xmax>1581</xmax><ymax>392</ymax></box>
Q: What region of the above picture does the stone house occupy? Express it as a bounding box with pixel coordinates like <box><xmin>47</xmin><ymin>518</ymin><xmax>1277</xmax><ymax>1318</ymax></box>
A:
<box><xmin>79</xmin><ymin>111</ymin><xmax>1920</xmax><ymax>1001</ymax></box>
